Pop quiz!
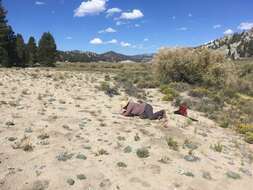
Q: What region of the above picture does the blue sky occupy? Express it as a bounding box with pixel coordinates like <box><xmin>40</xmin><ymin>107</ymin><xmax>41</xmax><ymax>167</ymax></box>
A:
<box><xmin>3</xmin><ymin>0</ymin><xmax>253</xmax><ymax>55</ymax></box>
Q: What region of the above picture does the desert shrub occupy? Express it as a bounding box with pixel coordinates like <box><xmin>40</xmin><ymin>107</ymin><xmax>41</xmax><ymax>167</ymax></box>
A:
<box><xmin>160</xmin><ymin>85</ymin><xmax>179</xmax><ymax>101</ymax></box>
<box><xmin>220</xmin><ymin>121</ymin><xmax>230</xmax><ymax>128</ymax></box>
<box><xmin>136</xmin><ymin>148</ymin><xmax>150</xmax><ymax>158</ymax></box>
<box><xmin>137</xmin><ymin>79</ymin><xmax>159</xmax><ymax>89</ymax></box>
<box><xmin>169</xmin><ymin>82</ymin><xmax>190</xmax><ymax>92</ymax></box>
<box><xmin>166</xmin><ymin>137</ymin><xmax>179</xmax><ymax>151</ymax></box>
<box><xmin>98</xmin><ymin>81</ymin><xmax>119</xmax><ymax>97</ymax></box>
<box><xmin>188</xmin><ymin>87</ymin><xmax>210</xmax><ymax>98</ymax></box>
<box><xmin>113</xmin><ymin>71</ymin><xmax>149</xmax><ymax>99</ymax></box>
<box><xmin>154</xmin><ymin>48</ymin><xmax>225</xmax><ymax>85</ymax></box>
<box><xmin>104</xmin><ymin>74</ymin><xmax>111</xmax><ymax>81</ymax></box>
<box><xmin>245</xmin><ymin>132</ymin><xmax>253</xmax><ymax>144</ymax></box>
<box><xmin>211</xmin><ymin>143</ymin><xmax>223</xmax><ymax>152</ymax></box>
<box><xmin>236</xmin><ymin>124</ymin><xmax>253</xmax><ymax>134</ymax></box>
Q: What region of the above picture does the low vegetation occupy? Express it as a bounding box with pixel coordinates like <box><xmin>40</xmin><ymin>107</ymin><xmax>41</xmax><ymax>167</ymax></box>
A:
<box><xmin>166</xmin><ymin>137</ymin><xmax>179</xmax><ymax>151</ymax></box>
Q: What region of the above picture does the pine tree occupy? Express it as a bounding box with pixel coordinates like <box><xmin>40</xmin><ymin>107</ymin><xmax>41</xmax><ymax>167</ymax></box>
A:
<box><xmin>0</xmin><ymin>46</ymin><xmax>8</xmax><ymax>66</ymax></box>
<box><xmin>0</xmin><ymin>0</ymin><xmax>16</xmax><ymax>67</ymax></box>
<box><xmin>0</xmin><ymin>0</ymin><xmax>10</xmax><ymax>66</ymax></box>
<box><xmin>38</xmin><ymin>32</ymin><xmax>57</xmax><ymax>67</ymax></box>
<box><xmin>27</xmin><ymin>36</ymin><xmax>37</xmax><ymax>66</ymax></box>
<box><xmin>16</xmin><ymin>34</ymin><xmax>26</xmax><ymax>67</ymax></box>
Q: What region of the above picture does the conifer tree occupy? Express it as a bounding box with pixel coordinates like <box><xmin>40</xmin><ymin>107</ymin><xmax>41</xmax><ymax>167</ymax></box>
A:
<box><xmin>16</xmin><ymin>33</ymin><xmax>26</xmax><ymax>67</ymax></box>
<box><xmin>0</xmin><ymin>46</ymin><xmax>8</xmax><ymax>66</ymax></box>
<box><xmin>0</xmin><ymin>0</ymin><xmax>16</xmax><ymax>67</ymax></box>
<box><xmin>27</xmin><ymin>36</ymin><xmax>37</xmax><ymax>66</ymax></box>
<box><xmin>38</xmin><ymin>32</ymin><xmax>57</xmax><ymax>67</ymax></box>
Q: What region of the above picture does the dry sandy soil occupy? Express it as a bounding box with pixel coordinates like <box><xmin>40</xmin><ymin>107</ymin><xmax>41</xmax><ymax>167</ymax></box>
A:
<box><xmin>0</xmin><ymin>68</ymin><xmax>252</xmax><ymax>190</ymax></box>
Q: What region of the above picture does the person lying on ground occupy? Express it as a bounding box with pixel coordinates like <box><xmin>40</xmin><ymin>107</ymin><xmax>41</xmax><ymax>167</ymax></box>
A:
<box><xmin>121</xmin><ymin>100</ymin><xmax>166</xmax><ymax>120</ymax></box>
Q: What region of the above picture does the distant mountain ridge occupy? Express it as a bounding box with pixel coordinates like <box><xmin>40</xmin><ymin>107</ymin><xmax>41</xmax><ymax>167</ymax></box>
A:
<box><xmin>199</xmin><ymin>28</ymin><xmax>253</xmax><ymax>59</ymax></box>
<box><xmin>57</xmin><ymin>50</ymin><xmax>154</xmax><ymax>63</ymax></box>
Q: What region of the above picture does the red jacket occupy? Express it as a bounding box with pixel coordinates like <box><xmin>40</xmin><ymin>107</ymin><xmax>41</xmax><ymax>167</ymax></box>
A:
<box><xmin>179</xmin><ymin>105</ymin><xmax>188</xmax><ymax>117</ymax></box>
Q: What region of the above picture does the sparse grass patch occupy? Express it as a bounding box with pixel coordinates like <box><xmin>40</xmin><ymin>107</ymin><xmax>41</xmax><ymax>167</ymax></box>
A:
<box><xmin>166</xmin><ymin>137</ymin><xmax>179</xmax><ymax>151</ymax></box>
<box><xmin>245</xmin><ymin>132</ymin><xmax>253</xmax><ymax>144</ymax></box>
<box><xmin>158</xmin><ymin>156</ymin><xmax>171</xmax><ymax>164</ymax></box>
<box><xmin>160</xmin><ymin>85</ymin><xmax>179</xmax><ymax>101</ymax></box>
<box><xmin>236</xmin><ymin>124</ymin><xmax>253</xmax><ymax>134</ymax></box>
<box><xmin>211</xmin><ymin>143</ymin><xmax>223</xmax><ymax>152</ymax></box>
<box><xmin>136</xmin><ymin>148</ymin><xmax>150</xmax><ymax>158</ymax></box>
<box><xmin>188</xmin><ymin>87</ymin><xmax>210</xmax><ymax>98</ymax></box>
<box><xmin>98</xmin><ymin>81</ymin><xmax>119</xmax><ymax>97</ymax></box>
<box><xmin>95</xmin><ymin>149</ymin><xmax>109</xmax><ymax>156</ymax></box>
<box><xmin>117</xmin><ymin>162</ymin><xmax>127</xmax><ymax>168</ymax></box>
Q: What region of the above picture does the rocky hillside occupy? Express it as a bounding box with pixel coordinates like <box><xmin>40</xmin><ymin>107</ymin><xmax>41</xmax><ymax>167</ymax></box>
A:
<box><xmin>200</xmin><ymin>28</ymin><xmax>253</xmax><ymax>59</ymax></box>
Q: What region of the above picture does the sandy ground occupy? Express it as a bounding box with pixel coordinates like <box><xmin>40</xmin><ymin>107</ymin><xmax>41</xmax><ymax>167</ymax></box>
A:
<box><xmin>0</xmin><ymin>68</ymin><xmax>252</xmax><ymax>190</ymax></box>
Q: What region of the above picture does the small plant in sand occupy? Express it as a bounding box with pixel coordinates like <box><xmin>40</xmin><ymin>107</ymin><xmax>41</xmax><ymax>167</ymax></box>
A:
<box><xmin>166</xmin><ymin>137</ymin><xmax>179</xmax><ymax>151</ymax></box>
<box><xmin>117</xmin><ymin>162</ymin><xmax>127</xmax><ymax>168</ymax></box>
<box><xmin>236</xmin><ymin>124</ymin><xmax>253</xmax><ymax>134</ymax></box>
<box><xmin>95</xmin><ymin>149</ymin><xmax>109</xmax><ymax>156</ymax></box>
<box><xmin>37</xmin><ymin>132</ymin><xmax>50</xmax><ymax>140</ymax></box>
<box><xmin>158</xmin><ymin>156</ymin><xmax>171</xmax><ymax>164</ymax></box>
<box><xmin>104</xmin><ymin>74</ymin><xmax>111</xmax><ymax>81</ymax></box>
<box><xmin>98</xmin><ymin>81</ymin><xmax>119</xmax><ymax>97</ymax></box>
<box><xmin>245</xmin><ymin>132</ymin><xmax>253</xmax><ymax>144</ymax></box>
<box><xmin>136</xmin><ymin>148</ymin><xmax>150</xmax><ymax>158</ymax></box>
<box><xmin>220</xmin><ymin>121</ymin><xmax>230</xmax><ymax>128</ymax></box>
<box><xmin>123</xmin><ymin>146</ymin><xmax>132</xmax><ymax>153</ymax></box>
<box><xmin>211</xmin><ymin>143</ymin><xmax>223</xmax><ymax>152</ymax></box>
<box><xmin>160</xmin><ymin>85</ymin><xmax>179</xmax><ymax>101</ymax></box>
<box><xmin>183</xmin><ymin>139</ymin><xmax>198</xmax><ymax>150</ymax></box>
<box><xmin>134</xmin><ymin>133</ymin><xmax>140</xmax><ymax>141</ymax></box>
<box><xmin>12</xmin><ymin>136</ymin><xmax>34</xmax><ymax>152</ymax></box>
<box><xmin>56</xmin><ymin>152</ymin><xmax>74</xmax><ymax>161</ymax></box>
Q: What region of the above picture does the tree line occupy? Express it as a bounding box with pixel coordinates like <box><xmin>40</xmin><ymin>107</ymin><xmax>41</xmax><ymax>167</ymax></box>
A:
<box><xmin>0</xmin><ymin>0</ymin><xmax>57</xmax><ymax>67</ymax></box>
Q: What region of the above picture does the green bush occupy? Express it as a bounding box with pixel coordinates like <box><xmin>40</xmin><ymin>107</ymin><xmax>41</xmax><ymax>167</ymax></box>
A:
<box><xmin>154</xmin><ymin>48</ymin><xmax>225</xmax><ymax>85</ymax></box>
<box><xmin>160</xmin><ymin>85</ymin><xmax>179</xmax><ymax>101</ymax></box>
<box><xmin>236</xmin><ymin>124</ymin><xmax>253</xmax><ymax>134</ymax></box>
<box><xmin>166</xmin><ymin>137</ymin><xmax>179</xmax><ymax>151</ymax></box>
<box><xmin>188</xmin><ymin>87</ymin><xmax>210</xmax><ymax>98</ymax></box>
<box><xmin>98</xmin><ymin>82</ymin><xmax>119</xmax><ymax>97</ymax></box>
<box><xmin>136</xmin><ymin>148</ymin><xmax>150</xmax><ymax>158</ymax></box>
<box><xmin>245</xmin><ymin>132</ymin><xmax>253</xmax><ymax>144</ymax></box>
<box><xmin>169</xmin><ymin>82</ymin><xmax>190</xmax><ymax>92</ymax></box>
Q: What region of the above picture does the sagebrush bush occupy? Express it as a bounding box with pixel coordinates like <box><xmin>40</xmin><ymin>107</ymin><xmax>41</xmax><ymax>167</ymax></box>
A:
<box><xmin>245</xmin><ymin>132</ymin><xmax>253</xmax><ymax>144</ymax></box>
<box><xmin>153</xmin><ymin>48</ymin><xmax>225</xmax><ymax>85</ymax></box>
<box><xmin>188</xmin><ymin>87</ymin><xmax>210</xmax><ymax>98</ymax></box>
<box><xmin>160</xmin><ymin>85</ymin><xmax>179</xmax><ymax>101</ymax></box>
<box><xmin>236</xmin><ymin>124</ymin><xmax>253</xmax><ymax>134</ymax></box>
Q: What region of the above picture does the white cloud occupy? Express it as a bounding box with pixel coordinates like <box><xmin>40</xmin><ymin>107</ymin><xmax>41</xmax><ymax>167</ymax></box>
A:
<box><xmin>120</xmin><ymin>41</ymin><xmax>131</xmax><ymax>47</ymax></box>
<box><xmin>238</xmin><ymin>22</ymin><xmax>253</xmax><ymax>30</ymax></box>
<box><xmin>106</xmin><ymin>8</ymin><xmax>122</xmax><ymax>17</ymax></box>
<box><xmin>213</xmin><ymin>24</ymin><xmax>221</xmax><ymax>29</ymax></box>
<box><xmin>188</xmin><ymin>13</ymin><xmax>192</xmax><ymax>17</ymax></box>
<box><xmin>74</xmin><ymin>0</ymin><xmax>107</xmax><ymax>17</ymax></box>
<box><xmin>144</xmin><ymin>38</ymin><xmax>149</xmax><ymax>42</ymax></box>
<box><xmin>99</xmin><ymin>27</ymin><xmax>117</xmax><ymax>33</ymax></box>
<box><xmin>90</xmin><ymin>38</ymin><xmax>103</xmax><ymax>45</ymax></box>
<box><xmin>116</xmin><ymin>21</ymin><xmax>126</xmax><ymax>26</ymax></box>
<box><xmin>177</xmin><ymin>27</ymin><xmax>188</xmax><ymax>31</ymax></box>
<box><xmin>35</xmin><ymin>1</ymin><xmax>45</xmax><ymax>5</ymax></box>
<box><xmin>66</xmin><ymin>36</ymin><xmax>73</xmax><ymax>40</ymax></box>
<box><xmin>107</xmin><ymin>39</ymin><xmax>118</xmax><ymax>44</ymax></box>
<box><xmin>224</xmin><ymin>29</ymin><xmax>234</xmax><ymax>35</ymax></box>
<box><xmin>120</xmin><ymin>9</ymin><xmax>144</xmax><ymax>20</ymax></box>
